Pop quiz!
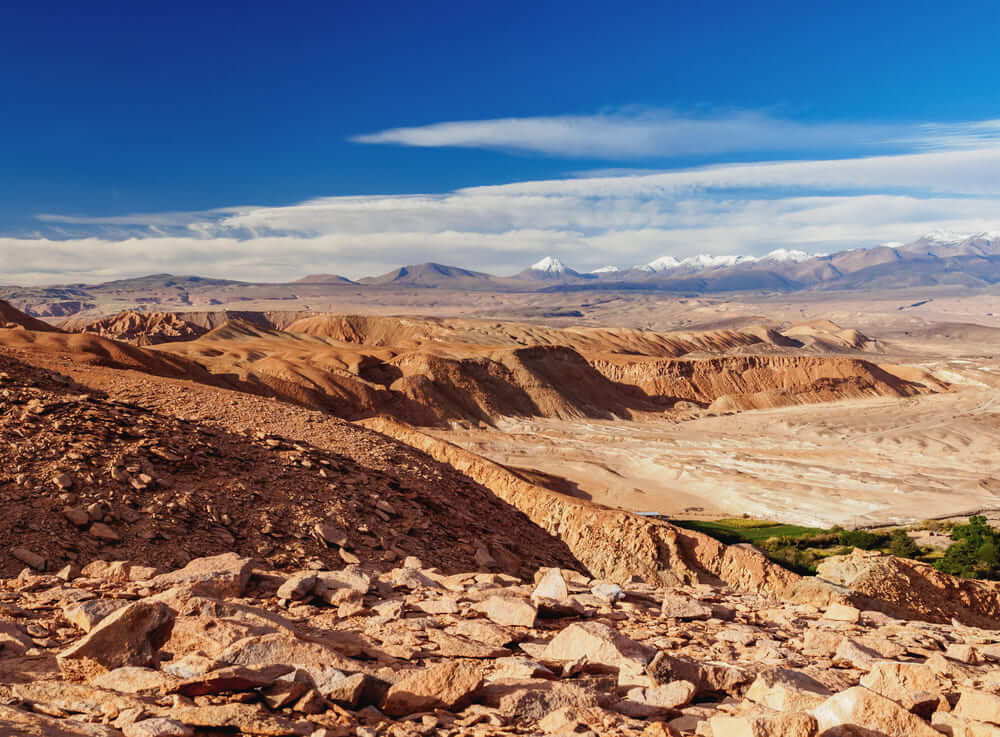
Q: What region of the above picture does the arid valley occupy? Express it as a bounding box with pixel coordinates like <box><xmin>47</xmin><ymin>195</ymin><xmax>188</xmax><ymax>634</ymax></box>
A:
<box><xmin>3</xmin><ymin>245</ymin><xmax>1000</xmax><ymax>737</ymax></box>
<box><xmin>8</xmin><ymin>270</ymin><xmax>999</xmax><ymax>530</ymax></box>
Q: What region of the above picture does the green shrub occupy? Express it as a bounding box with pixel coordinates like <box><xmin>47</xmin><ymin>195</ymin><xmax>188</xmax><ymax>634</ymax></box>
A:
<box><xmin>837</xmin><ymin>529</ymin><xmax>889</xmax><ymax>550</ymax></box>
<box><xmin>934</xmin><ymin>515</ymin><xmax>1000</xmax><ymax>579</ymax></box>
<box><xmin>888</xmin><ymin>529</ymin><xmax>919</xmax><ymax>558</ymax></box>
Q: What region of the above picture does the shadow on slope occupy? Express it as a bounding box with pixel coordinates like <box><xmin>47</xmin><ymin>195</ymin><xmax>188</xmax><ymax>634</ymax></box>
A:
<box><xmin>0</xmin><ymin>349</ymin><xmax>581</xmax><ymax>578</ymax></box>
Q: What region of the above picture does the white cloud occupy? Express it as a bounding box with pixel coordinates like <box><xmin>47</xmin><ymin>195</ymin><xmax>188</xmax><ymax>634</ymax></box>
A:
<box><xmin>351</xmin><ymin>110</ymin><xmax>1000</xmax><ymax>159</ymax></box>
<box><xmin>5</xmin><ymin>146</ymin><xmax>1000</xmax><ymax>285</ymax></box>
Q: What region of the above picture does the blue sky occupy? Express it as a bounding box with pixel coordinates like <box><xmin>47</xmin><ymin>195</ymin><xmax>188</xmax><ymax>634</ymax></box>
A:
<box><xmin>4</xmin><ymin>0</ymin><xmax>1000</xmax><ymax>283</ymax></box>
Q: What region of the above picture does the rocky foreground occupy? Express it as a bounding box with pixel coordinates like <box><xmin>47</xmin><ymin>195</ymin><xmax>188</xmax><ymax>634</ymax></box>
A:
<box><xmin>2</xmin><ymin>553</ymin><xmax>1000</xmax><ymax>737</ymax></box>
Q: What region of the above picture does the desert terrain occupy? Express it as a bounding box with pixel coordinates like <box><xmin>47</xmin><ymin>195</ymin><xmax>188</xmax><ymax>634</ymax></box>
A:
<box><xmin>3</xmin><ymin>273</ymin><xmax>1000</xmax><ymax>736</ymax></box>
<box><xmin>444</xmin><ymin>381</ymin><xmax>1000</xmax><ymax>527</ymax></box>
<box><xmin>46</xmin><ymin>288</ymin><xmax>1000</xmax><ymax>529</ymax></box>
<box><xmin>6</xmin><ymin>279</ymin><xmax>999</xmax><ymax>531</ymax></box>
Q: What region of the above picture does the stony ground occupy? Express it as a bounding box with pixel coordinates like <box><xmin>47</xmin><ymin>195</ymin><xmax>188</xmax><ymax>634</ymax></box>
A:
<box><xmin>2</xmin><ymin>552</ymin><xmax>1000</xmax><ymax>737</ymax></box>
<box><xmin>0</xmin><ymin>348</ymin><xmax>578</xmax><ymax>579</ymax></box>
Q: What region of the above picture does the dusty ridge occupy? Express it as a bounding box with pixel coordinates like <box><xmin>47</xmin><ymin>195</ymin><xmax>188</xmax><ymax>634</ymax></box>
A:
<box><xmin>0</xmin><ymin>298</ymin><xmax>60</xmax><ymax>332</ymax></box>
<box><xmin>590</xmin><ymin>355</ymin><xmax>944</xmax><ymax>411</ymax></box>
<box><xmin>151</xmin><ymin>319</ymin><xmax>942</xmax><ymax>426</ymax></box>
<box><xmin>66</xmin><ymin>310</ymin><xmax>209</xmax><ymax>345</ymax></box>
<box><xmin>0</xmin><ymin>349</ymin><xmax>579</xmax><ymax>578</ymax></box>
<box><xmin>0</xmin><ymin>325</ymin><xmax>236</xmax><ymax>388</ymax></box>
<box><xmin>61</xmin><ymin>309</ymin><xmax>318</xmax><ymax>335</ymax></box>
<box><xmin>387</xmin><ymin>347</ymin><xmax>661</xmax><ymax>425</ymax></box>
<box><xmin>284</xmin><ymin>314</ymin><xmax>792</xmax><ymax>356</ymax></box>
<box><xmin>360</xmin><ymin>419</ymin><xmax>1000</xmax><ymax>629</ymax></box>
<box><xmin>782</xmin><ymin>319</ymin><xmax>882</xmax><ymax>353</ymax></box>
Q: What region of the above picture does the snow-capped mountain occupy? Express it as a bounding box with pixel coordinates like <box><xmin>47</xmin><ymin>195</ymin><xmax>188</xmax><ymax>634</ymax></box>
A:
<box><xmin>645</xmin><ymin>256</ymin><xmax>681</xmax><ymax>272</ymax></box>
<box><xmin>903</xmin><ymin>231</ymin><xmax>1000</xmax><ymax>258</ymax></box>
<box><xmin>920</xmin><ymin>230</ymin><xmax>978</xmax><ymax>245</ymax></box>
<box><xmin>761</xmin><ymin>248</ymin><xmax>816</xmax><ymax>262</ymax></box>
<box><xmin>531</xmin><ymin>256</ymin><xmax>568</xmax><ymax>274</ymax></box>
<box><xmin>516</xmin><ymin>256</ymin><xmax>583</xmax><ymax>280</ymax></box>
<box><xmin>642</xmin><ymin>248</ymin><xmax>815</xmax><ymax>273</ymax></box>
<box><xmin>508</xmin><ymin>231</ymin><xmax>1000</xmax><ymax>290</ymax></box>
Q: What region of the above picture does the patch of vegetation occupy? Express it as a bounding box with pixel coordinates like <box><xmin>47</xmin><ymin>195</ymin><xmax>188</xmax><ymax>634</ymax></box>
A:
<box><xmin>837</xmin><ymin>529</ymin><xmax>889</xmax><ymax>550</ymax></box>
<box><xmin>710</xmin><ymin>517</ymin><xmax>785</xmax><ymax>529</ymax></box>
<box><xmin>672</xmin><ymin>517</ymin><xmax>946</xmax><ymax>577</ymax></box>
<box><xmin>933</xmin><ymin>515</ymin><xmax>1000</xmax><ymax>580</ymax></box>
<box><xmin>674</xmin><ymin>519</ymin><xmax>826</xmax><ymax>546</ymax></box>
<box><xmin>888</xmin><ymin>528</ymin><xmax>920</xmax><ymax>558</ymax></box>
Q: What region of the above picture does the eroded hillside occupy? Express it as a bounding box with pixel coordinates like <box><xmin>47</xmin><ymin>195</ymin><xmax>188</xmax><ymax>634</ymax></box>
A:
<box><xmin>0</xmin><ymin>349</ymin><xmax>580</xmax><ymax>579</ymax></box>
<box><xmin>124</xmin><ymin>312</ymin><xmax>938</xmax><ymax>427</ymax></box>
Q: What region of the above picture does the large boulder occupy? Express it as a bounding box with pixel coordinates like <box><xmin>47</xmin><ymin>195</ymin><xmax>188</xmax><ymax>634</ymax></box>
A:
<box><xmin>954</xmin><ymin>690</ymin><xmax>1000</xmax><ymax>725</ymax></box>
<box><xmin>541</xmin><ymin>622</ymin><xmax>653</xmax><ymax>680</ymax></box>
<box><xmin>648</xmin><ymin>652</ymin><xmax>753</xmax><ymax>698</ymax></box>
<box><xmin>64</xmin><ymin>599</ymin><xmax>131</xmax><ymax>633</ymax></box>
<box><xmin>382</xmin><ymin>660</ymin><xmax>484</xmax><ymax>716</ymax></box>
<box><xmin>479</xmin><ymin>679</ymin><xmax>601</xmax><ymax>721</ymax></box>
<box><xmin>931</xmin><ymin>710</ymin><xmax>1000</xmax><ymax>736</ymax></box>
<box><xmin>12</xmin><ymin>681</ymin><xmax>145</xmax><ymax>720</ymax></box>
<box><xmin>92</xmin><ymin>666</ymin><xmax>181</xmax><ymax>695</ymax></box>
<box><xmin>147</xmin><ymin>554</ymin><xmax>253</xmax><ymax>598</ymax></box>
<box><xmin>475</xmin><ymin>596</ymin><xmax>537</xmax><ymax>628</ymax></box>
<box><xmin>0</xmin><ymin>704</ymin><xmax>121</xmax><ymax>736</ymax></box>
<box><xmin>167</xmin><ymin>704</ymin><xmax>312</xmax><ymax>736</ymax></box>
<box><xmin>532</xmin><ymin>568</ymin><xmax>570</xmax><ymax>603</ymax></box>
<box><xmin>57</xmin><ymin>600</ymin><xmax>175</xmax><ymax>681</ymax></box>
<box><xmin>859</xmin><ymin>662</ymin><xmax>943</xmax><ymax>713</ymax></box>
<box><xmin>745</xmin><ymin>669</ymin><xmax>831</xmax><ymax>712</ymax></box>
<box><xmin>710</xmin><ymin>712</ymin><xmax>817</xmax><ymax>737</ymax></box>
<box><xmin>661</xmin><ymin>590</ymin><xmax>712</xmax><ymax>620</ymax></box>
<box><xmin>217</xmin><ymin>633</ymin><xmax>360</xmax><ymax>677</ymax></box>
<box><xmin>123</xmin><ymin>719</ymin><xmax>194</xmax><ymax>737</ymax></box>
<box><xmin>812</xmin><ymin>686</ymin><xmax>941</xmax><ymax>736</ymax></box>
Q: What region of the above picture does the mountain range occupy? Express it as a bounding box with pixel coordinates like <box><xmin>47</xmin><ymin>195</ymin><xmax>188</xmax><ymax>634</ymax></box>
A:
<box><xmin>350</xmin><ymin>231</ymin><xmax>1000</xmax><ymax>292</ymax></box>
<box><xmin>3</xmin><ymin>232</ymin><xmax>1000</xmax><ymax>318</ymax></box>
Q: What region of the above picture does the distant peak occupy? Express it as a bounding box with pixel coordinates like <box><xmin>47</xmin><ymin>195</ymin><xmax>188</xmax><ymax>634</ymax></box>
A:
<box><xmin>645</xmin><ymin>249</ymin><xmax>818</xmax><ymax>271</ymax></box>
<box><xmin>645</xmin><ymin>253</ymin><xmax>755</xmax><ymax>271</ymax></box>
<box><xmin>920</xmin><ymin>229</ymin><xmax>974</xmax><ymax>244</ymax></box>
<box><xmin>590</xmin><ymin>265</ymin><xmax>620</xmax><ymax>273</ymax></box>
<box><xmin>762</xmin><ymin>248</ymin><xmax>814</xmax><ymax>262</ymax></box>
<box><xmin>646</xmin><ymin>256</ymin><xmax>681</xmax><ymax>271</ymax></box>
<box><xmin>531</xmin><ymin>256</ymin><xmax>567</xmax><ymax>273</ymax></box>
<box><xmin>922</xmin><ymin>229</ymin><xmax>1000</xmax><ymax>244</ymax></box>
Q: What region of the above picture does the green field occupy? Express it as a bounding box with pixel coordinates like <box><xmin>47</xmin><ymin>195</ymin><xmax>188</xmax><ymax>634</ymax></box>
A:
<box><xmin>672</xmin><ymin>518</ymin><xmax>827</xmax><ymax>545</ymax></box>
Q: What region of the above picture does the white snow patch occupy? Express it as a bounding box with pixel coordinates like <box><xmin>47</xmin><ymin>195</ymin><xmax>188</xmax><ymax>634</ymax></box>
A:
<box><xmin>531</xmin><ymin>256</ymin><xmax>567</xmax><ymax>273</ymax></box>
<box><xmin>920</xmin><ymin>229</ymin><xmax>975</xmax><ymax>244</ymax></box>
<box><xmin>680</xmin><ymin>253</ymin><xmax>757</xmax><ymax>268</ymax></box>
<box><xmin>762</xmin><ymin>248</ymin><xmax>814</xmax><ymax>262</ymax></box>
<box><xmin>645</xmin><ymin>255</ymin><xmax>681</xmax><ymax>271</ymax></box>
